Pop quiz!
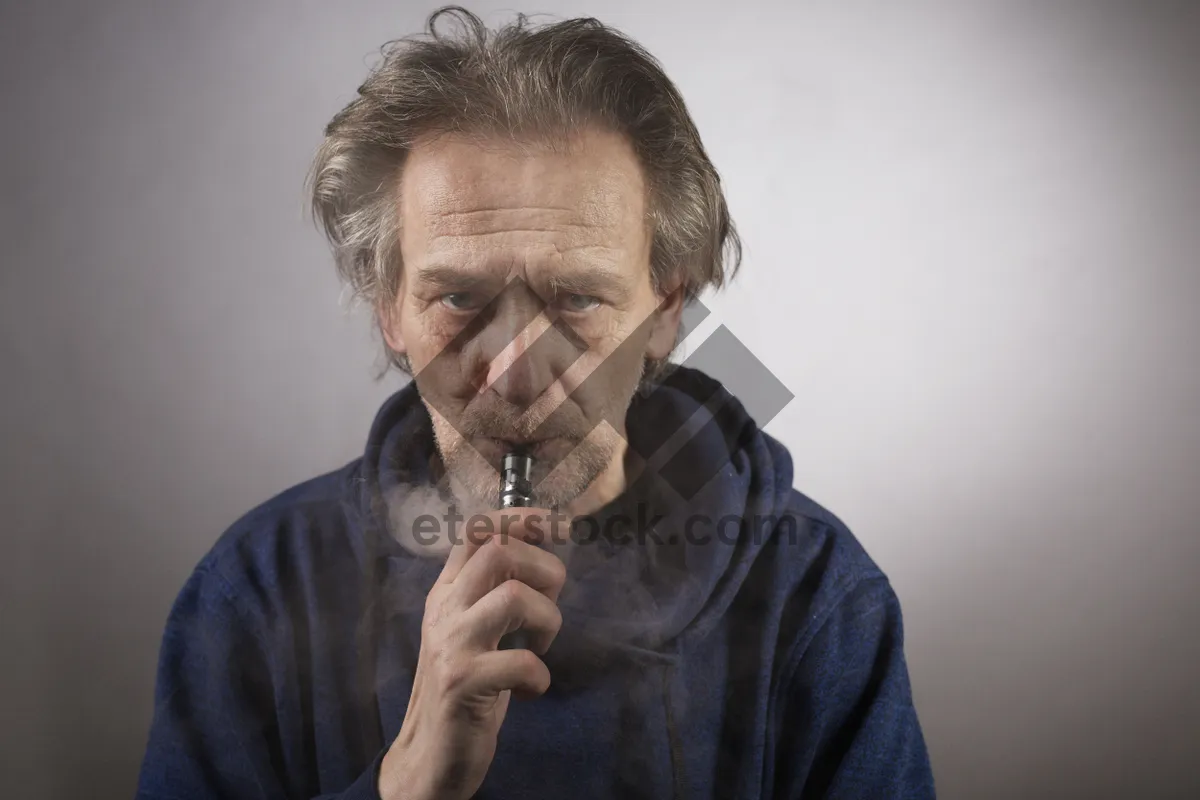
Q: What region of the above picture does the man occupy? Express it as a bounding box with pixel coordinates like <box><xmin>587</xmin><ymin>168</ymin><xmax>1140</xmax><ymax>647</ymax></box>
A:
<box><xmin>135</xmin><ymin>7</ymin><xmax>934</xmax><ymax>799</ymax></box>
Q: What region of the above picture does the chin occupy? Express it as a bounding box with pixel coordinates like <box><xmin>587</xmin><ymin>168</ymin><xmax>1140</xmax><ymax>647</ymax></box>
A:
<box><xmin>430</xmin><ymin>405</ymin><xmax>621</xmax><ymax>509</ymax></box>
<box><xmin>529</xmin><ymin>435</ymin><xmax>615</xmax><ymax>508</ymax></box>
<box><xmin>441</xmin><ymin>436</ymin><xmax>610</xmax><ymax>510</ymax></box>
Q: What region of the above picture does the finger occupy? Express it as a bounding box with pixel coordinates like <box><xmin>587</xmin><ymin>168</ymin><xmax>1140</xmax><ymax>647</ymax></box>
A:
<box><xmin>435</xmin><ymin>507</ymin><xmax>558</xmax><ymax>585</ymax></box>
<box><xmin>451</xmin><ymin>533</ymin><xmax>567</xmax><ymax>608</ymax></box>
<box><xmin>487</xmin><ymin>507</ymin><xmax>568</xmax><ymax>548</ymax></box>
<box><xmin>454</xmin><ymin>648</ymin><xmax>551</xmax><ymax>700</ymax></box>
<box><xmin>436</xmin><ymin>529</ymin><xmax>488</xmax><ymax>587</ymax></box>
<box><xmin>462</xmin><ymin>579</ymin><xmax>563</xmax><ymax>655</ymax></box>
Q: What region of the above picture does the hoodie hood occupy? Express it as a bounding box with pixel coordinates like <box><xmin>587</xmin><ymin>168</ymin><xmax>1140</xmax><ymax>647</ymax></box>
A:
<box><xmin>357</xmin><ymin>365</ymin><xmax>796</xmax><ymax>675</ymax></box>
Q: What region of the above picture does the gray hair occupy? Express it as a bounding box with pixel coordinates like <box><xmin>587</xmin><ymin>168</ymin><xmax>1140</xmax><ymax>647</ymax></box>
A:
<box><xmin>306</xmin><ymin>5</ymin><xmax>741</xmax><ymax>375</ymax></box>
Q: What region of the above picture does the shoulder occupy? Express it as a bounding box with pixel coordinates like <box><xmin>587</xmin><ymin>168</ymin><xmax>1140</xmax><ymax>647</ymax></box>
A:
<box><xmin>747</xmin><ymin>426</ymin><xmax>890</xmax><ymax>604</ymax></box>
<box><xmin>785</xmin><ymin>486</ymin><xmax>888</xmax><ymax>592</ymax></box>
<box><xmin>187</xmin><ymin>459</ymin><xmax>370</xmax><ymax>618</ymax></box>
<box><xmin>761</xmin><ymin>486</ymin><xmax>904</xmax><ymax>657</ymax></box>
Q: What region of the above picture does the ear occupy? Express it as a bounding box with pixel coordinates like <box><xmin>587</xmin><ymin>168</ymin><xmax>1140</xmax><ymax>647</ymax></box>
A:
<box><xmin>378</xmin><ymin>299</ymin><xmax>407</xmax><ymax>357</ymax></box>
<box><xmin>645</xmin><ymin>277</ymin><xmax>686</xmax><ymax>361</ymax></box>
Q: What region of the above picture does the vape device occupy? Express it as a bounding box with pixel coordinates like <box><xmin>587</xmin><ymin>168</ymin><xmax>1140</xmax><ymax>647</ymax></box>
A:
<box><xmin>499</xmin><ymin>450</ymin><xmax>534</xmax><ymax>509</ymax></box>
<box><xmin>497</xmin><ymin>450</ymin><xmax>534</xmax><ymax>651</ymax></box>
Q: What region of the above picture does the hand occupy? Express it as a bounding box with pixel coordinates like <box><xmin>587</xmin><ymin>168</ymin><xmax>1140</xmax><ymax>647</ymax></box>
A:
<box><xmin>378</xmin><ymin>508</ymin><xmax>568</xmax><ymax>800</ymax></box>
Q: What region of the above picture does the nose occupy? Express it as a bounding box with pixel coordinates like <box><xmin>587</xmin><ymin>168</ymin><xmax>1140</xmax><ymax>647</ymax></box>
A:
<box><xmin>483</xmin><ymin>308</ymin><xmax>555</xmax><ymax>408</ymax></box>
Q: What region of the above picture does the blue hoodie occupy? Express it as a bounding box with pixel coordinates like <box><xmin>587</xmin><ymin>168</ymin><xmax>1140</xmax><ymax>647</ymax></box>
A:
<box><xmin>135</xmin><ymin>367</ymin><xmax>935</xmax><ymax>799</ymax></box>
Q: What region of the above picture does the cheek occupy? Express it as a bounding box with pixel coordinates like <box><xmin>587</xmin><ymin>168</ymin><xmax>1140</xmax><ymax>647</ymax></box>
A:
<box><xmin>402</xmin><ymin>306</ymin><xmax>461</xmax><ymax>372</ymax></box>
<box><xmin>559</xmin><ymin>320</ymin><xmax>651</xmax><ymax>397</ymax></box>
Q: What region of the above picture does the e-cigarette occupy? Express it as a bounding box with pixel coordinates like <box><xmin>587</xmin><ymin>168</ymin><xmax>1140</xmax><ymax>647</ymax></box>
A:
<box><xmin>497</xmin><ymin>449</ymin><xmax>534</xmax><ymax>651</ymax></box>
<box><xmin>499</xmin><ymin>450</ymin><xmax>534</xmax><ymax>509</ymax></box>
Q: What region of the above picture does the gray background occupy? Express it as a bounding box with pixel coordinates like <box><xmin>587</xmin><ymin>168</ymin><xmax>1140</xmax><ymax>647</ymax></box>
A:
<box><xmin>2</xmin><ymin>1</ymin><xmax>1197</xmax><ymax>797</ymax></box>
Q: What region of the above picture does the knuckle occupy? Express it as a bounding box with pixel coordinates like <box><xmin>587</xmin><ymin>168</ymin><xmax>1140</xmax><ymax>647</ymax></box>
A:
<box><xmin>494</xmin><ymin>533</ymin><xmax>521</xmax><ymax>556</ymax></box>
<box><xmin>480</xmin><ymin>537</ymin><xmax>511</xmax><ymax>570</ymax></box>
<box><xmin>497</xmin><ymin>578</ymin><xmax>525</xmax><ymax>605</ymax></box>
<box><xmin>517</xmin><ymin>650</ymin><xmax>550</xmax><ymax>692</ymax></box>
<box><xmin>514</xmin><ymin>647</ymin><xmax>541</xmax><ymax>673</ymax></box>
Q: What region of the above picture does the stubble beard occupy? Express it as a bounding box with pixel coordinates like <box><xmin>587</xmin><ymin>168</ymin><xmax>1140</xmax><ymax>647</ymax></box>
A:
<box><xmin>428</xmin><ymin>411</ymin><xmax>619</xmax><ymax>510</ymax></box>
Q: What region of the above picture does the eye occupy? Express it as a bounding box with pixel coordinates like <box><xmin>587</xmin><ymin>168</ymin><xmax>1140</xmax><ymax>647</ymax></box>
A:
<box><xmin>562</xmin><ymin>294</ymin><xmax>601</xmax><ymax>312</ymax></box>
<box><xmin>439</xmin><ymin>292</ymin><xmax>479</xmax><ymax>311</ymax></box>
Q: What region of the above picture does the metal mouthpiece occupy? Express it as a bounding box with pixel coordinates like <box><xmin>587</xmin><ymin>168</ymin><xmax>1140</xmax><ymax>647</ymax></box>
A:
<box><xmin>499</xmin><ymin>450</ymin><xmax>534</xmax><ymax>509</ymax></box>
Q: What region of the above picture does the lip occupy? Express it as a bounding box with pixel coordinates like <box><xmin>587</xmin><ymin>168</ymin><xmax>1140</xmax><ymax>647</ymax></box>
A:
<box><xmin>473</xmin><ymin>436</ymin><xmax>567</xmax><ymax>461</ymax></box>
<box><xmin>478</xmin><ymin>435</ymin><xmax>556</xmax><ymax>450</ymax></box>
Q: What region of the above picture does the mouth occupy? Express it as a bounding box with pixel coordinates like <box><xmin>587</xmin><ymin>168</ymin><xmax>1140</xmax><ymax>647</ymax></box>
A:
<box><xmin>473</xmin><ymin>436</ymin><xmax>572</xmax><ymax>464</ymax></box>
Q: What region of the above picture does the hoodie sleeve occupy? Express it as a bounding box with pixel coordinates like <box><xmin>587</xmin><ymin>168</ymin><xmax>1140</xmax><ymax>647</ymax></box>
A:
<box><xmin>773</xmin><ymin>576</ymin><xmax>936</xmax><ymax>799</ymax></box>
<box><xmin>134</xmin><ymin>564</ymin><xmax>386</xmax><ymax>800</ymax></box>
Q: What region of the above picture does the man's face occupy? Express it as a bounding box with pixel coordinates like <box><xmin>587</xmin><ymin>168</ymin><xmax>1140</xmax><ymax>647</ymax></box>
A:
<box><xmin>381</xmin><ymin>127</ymin><xmax>683</xmax><ymax>508</ymax></box>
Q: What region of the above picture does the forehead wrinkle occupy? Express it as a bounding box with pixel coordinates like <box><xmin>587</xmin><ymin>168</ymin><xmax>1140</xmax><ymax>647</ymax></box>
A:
<box><xmin>426</xmin><ymin>226</ymin><xmax>610</xmax><ymax>241</ymax></box>
<box><xmin>421</xmin><ymin>222</ymin><xmax>626</xmax><ymax>268</ymax></box>
<box><xmin>413</xmin><ymin>170</ymin><xmax>634</xmax><ymax>229</ymax></box>
<box><xmin>432</xmin><ymin>205</ymin><xmax>576</xmax><ymax>216</ymax></box>
<box><xmin>418</xmin><ymin>240</ymin><xmax>625</xmax><ymax>276</ymax></box>
<box><xmin>424</xmin><ymin>207</ymin><xmax>617</xmax><ymax>238</ymax></box>
<box><xmin>400</xmin><ymin>127</ymin><xmax>647</xmax><ymax>215</ymax></box>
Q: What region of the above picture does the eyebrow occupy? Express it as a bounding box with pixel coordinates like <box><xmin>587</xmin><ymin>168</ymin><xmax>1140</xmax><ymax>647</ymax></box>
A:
<box><xmin>415</xmin><ymin>261</ymin><xmax>635</xmax><ymax>301</ymax></box>
<box><xmin>547</xmin><ymin>267</ymin><xmax>632</xmax><ymax>300</ymax></box>
<box><xmin>411</xmin><ymin>264</ymin><xmax>493</xmax><ymax>291</ymax></box>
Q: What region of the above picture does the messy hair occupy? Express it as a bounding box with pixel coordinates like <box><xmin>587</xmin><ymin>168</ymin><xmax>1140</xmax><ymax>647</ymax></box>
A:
<box><xmin>306</xmin><ymin>5</ymin><xmax>741</xmax><ymax>374</ymax></box>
